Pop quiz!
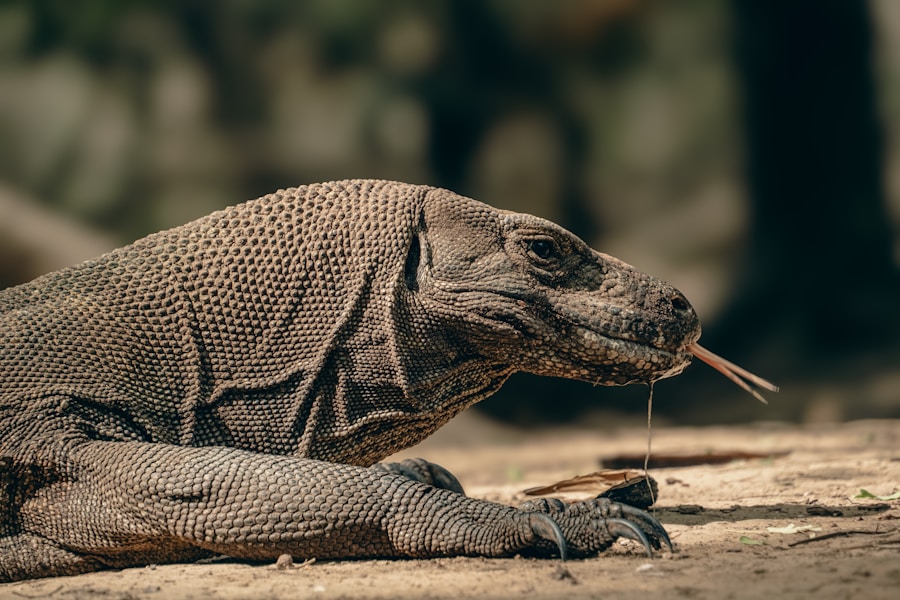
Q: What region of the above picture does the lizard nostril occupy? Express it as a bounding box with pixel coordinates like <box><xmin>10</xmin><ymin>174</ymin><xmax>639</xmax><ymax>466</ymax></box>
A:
<box><xmin>670</xmin><ymin>292</ymin><xmax>690</xmax><ymax>313</ymax></box>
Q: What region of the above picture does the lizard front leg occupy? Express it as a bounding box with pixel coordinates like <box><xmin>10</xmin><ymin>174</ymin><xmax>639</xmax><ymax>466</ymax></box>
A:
<box><xmin>5</xmin><ymin>441</ymin><xmax>668</xmax><ymax>580</ymax></box>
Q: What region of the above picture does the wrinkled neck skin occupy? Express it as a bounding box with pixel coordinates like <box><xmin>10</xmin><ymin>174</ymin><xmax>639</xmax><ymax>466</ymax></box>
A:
<box><xmin>292</xmin><ymin>270</ymin><xmax>515</xmax><ymax>466</ymax></box>
<box><xmin>396</xmin><ymin>295</ymin><xmax>515</xmax><ymax>408</ymax></box>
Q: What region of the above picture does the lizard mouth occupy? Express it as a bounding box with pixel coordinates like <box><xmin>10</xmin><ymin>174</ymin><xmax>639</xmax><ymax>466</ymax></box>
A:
<box><xmin>430</xmin><ymin>284</ymin><xmax>698</xmax><ymax>384</ymax></box>
<box><xmin>573</xmin><ymin>325</ymin><xmax>694</xmax><ymax>385</ymax></box>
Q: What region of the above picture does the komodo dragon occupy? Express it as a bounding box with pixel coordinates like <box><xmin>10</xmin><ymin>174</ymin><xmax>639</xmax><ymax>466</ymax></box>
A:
<box><xmin>0</xmin><ymin>179</ymin><xmax>701</xmax><ymax>582</ymax></box>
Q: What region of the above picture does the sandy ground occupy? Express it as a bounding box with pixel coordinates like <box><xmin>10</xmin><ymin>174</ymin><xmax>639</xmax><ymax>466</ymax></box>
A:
<box><xmin>2</xmin><ymin>416</ymin><xmax>899</xmax><ymax>600</ymax></box>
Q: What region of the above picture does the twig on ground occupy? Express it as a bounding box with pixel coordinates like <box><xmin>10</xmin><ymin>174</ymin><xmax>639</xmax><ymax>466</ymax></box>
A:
<box><xmin>787</xmin><ymin>528</ymin><xmax>896</xmax><ymax>547</ymax></box>
<box><xmin>10</xmin><ymin>585</ymin><xmax>64</xmax><ymax>598</ymax></box>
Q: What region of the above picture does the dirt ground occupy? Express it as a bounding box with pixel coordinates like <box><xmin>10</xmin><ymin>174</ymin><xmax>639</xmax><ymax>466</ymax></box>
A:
<box><xmin>2</xmin><ymin>415</ymin><xmax>899</xmax><ymax>600</ymax></box>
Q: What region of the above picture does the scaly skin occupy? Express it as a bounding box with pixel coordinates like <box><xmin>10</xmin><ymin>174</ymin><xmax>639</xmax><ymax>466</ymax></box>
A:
<box><xmin>0</xmin><ymin>180</ymin><xmax>699</xmax><ymax>581</ymax></box>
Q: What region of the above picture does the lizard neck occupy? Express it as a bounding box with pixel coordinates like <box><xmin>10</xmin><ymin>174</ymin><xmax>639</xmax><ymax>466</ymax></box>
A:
<box><xmin>292</xmin><ymin>290</ymin><xmax>514</xmax><ymax>465</ymax></box>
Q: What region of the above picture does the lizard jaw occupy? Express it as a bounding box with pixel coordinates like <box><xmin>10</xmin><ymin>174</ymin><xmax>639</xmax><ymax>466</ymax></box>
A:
<box><xmin>573</xmin><ymin>326</ymin><xmax>694</xmax><ymax>386</ymax></box>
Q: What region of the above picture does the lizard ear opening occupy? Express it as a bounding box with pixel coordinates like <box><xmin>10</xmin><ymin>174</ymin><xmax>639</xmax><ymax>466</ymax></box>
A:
<box><xmin>404</xmin><ymin>234</ymin><xmax>422</xmax><ymax>292</ymax></box>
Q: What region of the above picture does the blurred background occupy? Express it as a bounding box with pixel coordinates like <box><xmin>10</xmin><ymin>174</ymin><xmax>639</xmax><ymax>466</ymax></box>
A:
<box><xmin>1</xmin><ymin>0</ymin><xmax>898</xmax><ymax>426</ymax></box>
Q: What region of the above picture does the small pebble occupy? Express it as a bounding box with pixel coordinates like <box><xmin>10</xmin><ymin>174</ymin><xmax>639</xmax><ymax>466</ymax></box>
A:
<box><xmin>275</xmin><ymin>554</ymin><xmax>293</xmax><ymax>570</ymax></box>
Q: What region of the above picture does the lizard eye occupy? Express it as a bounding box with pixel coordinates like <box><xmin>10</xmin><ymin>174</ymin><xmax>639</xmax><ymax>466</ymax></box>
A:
<box><xmin>524</xmin><ymin>238</ymin><xmax>559</xmax><ymax>261</ymax></box>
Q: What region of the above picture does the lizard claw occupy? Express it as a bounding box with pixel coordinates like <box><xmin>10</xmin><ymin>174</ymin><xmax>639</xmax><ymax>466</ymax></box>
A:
<box><xmin>528</xmin><ymin>513</ymin><xmax>568</xmax><ymax>561</ymax></box>
<box><xmin>605</xmin><ymin>518</ymin><xmax>654</xmax><ymax>557</ymax></box>
<box><xmin>615</xmin><ymin>503</ymin><xmax>673</xmax><ymax>552</ymax></box>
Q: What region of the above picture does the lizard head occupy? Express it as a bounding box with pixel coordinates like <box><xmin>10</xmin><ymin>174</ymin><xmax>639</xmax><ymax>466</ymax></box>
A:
<box><xmin>409</xmin><ymin>189</ymin><xmax>702</xmax><ymax>386</ymax></box>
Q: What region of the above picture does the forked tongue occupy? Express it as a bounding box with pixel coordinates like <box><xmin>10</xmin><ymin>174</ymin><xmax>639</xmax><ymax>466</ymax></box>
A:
<box><xmin>686</xmin><ymin>343</ymin><xmax>779</xmax><ymax>404</ymax></box>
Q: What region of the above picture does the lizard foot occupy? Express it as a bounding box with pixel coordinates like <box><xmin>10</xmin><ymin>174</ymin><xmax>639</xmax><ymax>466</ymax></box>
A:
<box><xmin>373</xmin><ymin>458</ymin><xmax>465</xmax><ymax>494</ymax></box>
<box><xmin>520</xmin><ymin>497</ymin><xmax>672</xmax><ymax>559</ymax></box>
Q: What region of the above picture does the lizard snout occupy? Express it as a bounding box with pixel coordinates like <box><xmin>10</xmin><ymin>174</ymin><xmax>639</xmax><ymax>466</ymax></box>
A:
<box><xmin>635</xmin><ymin>281</ymin><xmax>702</xmax><ymax>352</ymax></box>
<box><xmin>664</xmin><ymin>288</ymin><xmax>702</xmax><ymax>347</ymax></box>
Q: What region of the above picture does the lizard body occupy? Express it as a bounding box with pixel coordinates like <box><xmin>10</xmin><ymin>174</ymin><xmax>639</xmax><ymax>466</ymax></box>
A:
<box><xmin>0</xmin><ymin>180</ymin><xmax>700</xmax><ymax>581</ymax></box>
